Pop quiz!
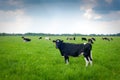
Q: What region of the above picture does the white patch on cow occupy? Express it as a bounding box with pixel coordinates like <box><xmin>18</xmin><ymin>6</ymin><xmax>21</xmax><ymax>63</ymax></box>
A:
<box><xmin>78</xmin><ymin>52</ymin><xmax>83</xmax><ymax>56</ymax></box>
<box><xmin>66</xmin><ymin>59</ymin><xmax>69</xmax><ymax>65</ymax></box>
<box><xmin>81</xmin><ymin>52</ymin><xmax>84</xmax><ymax>55</ymax></box>
<box><xmin>56</xmin><ymin>40</ymin><xmax>60</xmax><ymax>42</ymax></box>
<box><xmin>84</xmin><ymin>58</ymin><xmax>89</xmax><ymax>67</ymax></box>
<box><xmin>45</xmin><ymin>37</ymin><xmax>50</xmax><ymax>40</ymax></box>
<box><xmin>88</xmin><ymin>56</ymin><xmax>92</xmax><ymax>66</ymax></box>
<box><xmin>23</xmin><ymin>40</ymin><xmax>26</xmax><ymax>42</ymax></box>
<box><xmin>90</xmin><ymin>60</ymin><xmax>92</xmax><ymax>66</ymax></box>
<box><xmin>84</xmin><ymin>43</ymin><xmax>86</xmax><ymax>45</ymax></box>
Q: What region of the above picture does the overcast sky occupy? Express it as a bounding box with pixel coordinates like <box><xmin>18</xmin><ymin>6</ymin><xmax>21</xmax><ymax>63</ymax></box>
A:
<box><xmin>0</xmin><ymin>0</ymin><xmax>120</xmax><ymax>34</ymax></box>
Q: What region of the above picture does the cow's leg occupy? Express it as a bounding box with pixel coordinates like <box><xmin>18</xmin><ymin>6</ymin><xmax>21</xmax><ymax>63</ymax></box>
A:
<box><xmin>89</xmin><ymin>51</ymin><xmax>93</xmax><ymax>66</ymax></box>
<box><xmin>84</xmin><ymin>56</ymin><xmax>89</xmax><ymax>67</ymax></box>
<box><xmin>83</xmin><ymin>52</ymin><xmax>90</xmax><ymax>67</ymax></box>
<box><xmin>64</xmin><ymin>56</ymin><xmax>69</xmax><ymax>64</ymax></box>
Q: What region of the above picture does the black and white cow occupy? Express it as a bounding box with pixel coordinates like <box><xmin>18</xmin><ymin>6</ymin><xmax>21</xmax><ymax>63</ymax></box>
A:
<box><xmin>53</xmin><ymin>39</ymin><xmax>93</xmax><ymax>66</ymax></box>
<box><xmin>39</xmin><ymin>37</ymin><xmax>42</xmax><ymax>39</ymax></box>
<box><xmin>91</xmin><ymin>37</ymin><xmax>96</xmax><ymax>41</ymax></box>
<box><xmin>45</xmin><ymin>37</ymin><xmax>51</xmax><ymax>40</ymax></box>
<box><xmin>81</xmin><ymin>37</ymin><xmax>87</xmax><ymax>41</ymax></box>
<box><xmin>21</xmin><ymin>36</ymin><xmax>31</xmax><ymax>42</ymax></box>
<box><xmin>102</xmin><ymin>37</ymin><xmax>110</xmax><ymax>41</ymax></box>
<box><xmin>88</xmin><ymin>38</ymin><xmax>94</xmax><ymax>44</ymax></box>
<box><xmin>66</xmin><ymin>37</ymin><xmax>76</xmax><ymax>40</ymax></box>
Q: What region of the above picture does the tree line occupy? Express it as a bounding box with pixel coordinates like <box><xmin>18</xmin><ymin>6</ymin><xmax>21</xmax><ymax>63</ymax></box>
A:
<box><xmin>0</xmin><ymin>33</ymin><xmax>120</xmax><ymax>36</ymax></box>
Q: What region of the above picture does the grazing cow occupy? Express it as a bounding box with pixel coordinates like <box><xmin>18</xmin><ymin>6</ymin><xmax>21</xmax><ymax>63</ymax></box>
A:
<box><xmin>88</xmin><ymin>39</ymin><xmax>94</xmax><ymax>44</ymax></box>
<box><xmin>39</xmin><ymin>37</ymin><xmax>42</xmax><ymax>39</ymax></box>
<box><xmin>21</xmin><ymin>36</ymin><xmax>31</xmax><ymax>42</ymax></box>
<box><xmin>81</xmin><ymin>37</ymin><xmax>87</xmax><ymax>41</ymax></box>
<box><xmin>45</xmin><ymin>37</ymin><xmax>51</xmax><ymax>40</ymax></box>
<box><xmin>53</xmin><ymin>39</ymin><xmax>93</xmax><ymax>66</ymax></box>
<box><xmin>66</xmin><ymin>37</ymin><xmax>76</xmax><ymax>40</ymax></box>
<box><xmin>66</xmin><ymin>37</ymin><xmax>72</xmax><ymax>40</ymax></box>
<box><xmin>102</xmin><ymin>37</ymin><xmax>110</xmax><ymax>41</ymax></box>
<box><xmin>91</xmin><ymin>37</ymin><xmax>96</xmax><ymax>41</ymax></box>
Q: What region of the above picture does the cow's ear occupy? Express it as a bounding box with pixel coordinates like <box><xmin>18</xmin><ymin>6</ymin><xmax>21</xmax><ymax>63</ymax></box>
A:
<box><xmin>53</xmin><ymin>40</ymin><xmax>56</xmax><ymax>43</ymax></box>
<box><xmin>61</xmin><ymin>40</ymin><xmax>63</xmax><ymax>42</ymax></box>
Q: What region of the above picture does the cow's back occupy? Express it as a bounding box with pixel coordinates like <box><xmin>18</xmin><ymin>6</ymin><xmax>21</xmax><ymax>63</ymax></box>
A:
<box><xmin>60</xmin><ymin>43</ymin><xmax>84</xmax><ymax>56</ymax></box>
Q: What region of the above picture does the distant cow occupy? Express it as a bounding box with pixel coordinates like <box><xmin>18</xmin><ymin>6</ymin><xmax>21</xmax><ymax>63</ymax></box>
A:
<box><xmin>21</xmin><ymin>36</ymin><xmax>31</xmax><ymax>42</ymax></box>
<box><xmin>66</xmin><ymin>37</ymin><xmax>76</xmax><ymax>40</ymax></box>
<box><xmin>91</xmin><ymin>37</ymin><xmax>96</xmax><ymax>41</ymax></box>
<box><xmin>45</xmin><ymin>37</ymin><xmax>51</xmax><ymax>40</ymax></box>
<box><xmin>81</xmin><ymin>37</ymin><xmax>87</xmax><ymax>41</ymax></box>
<box><xmin>53</xmin><ymin>39</ymin><xmax>93</xmax><ymax>66</ymax></box>
<box><xmin>39</xmin><ymin>37</ymin><xmax>42</xmax><ymax>39</ymax></box>
<box><xmin>102</xmin><ymin>37</ymin><xmax>110</xmax><ymax>41</ymax></box>
<box><xmin>88</xmin><ymin>39</ymin><xmax>94</xmax><ymax>44</ymax></box>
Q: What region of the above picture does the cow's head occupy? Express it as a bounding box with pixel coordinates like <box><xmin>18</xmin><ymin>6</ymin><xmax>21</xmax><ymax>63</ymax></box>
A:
<box><xmin>53</xmin><ymin>39</ymin><xmax>63</xmax><ymax>49</ymax></box>
<box><xmin>88</xmin><ymin>39</ymin><xmax>94</xmax><ymax>44</ymax></box>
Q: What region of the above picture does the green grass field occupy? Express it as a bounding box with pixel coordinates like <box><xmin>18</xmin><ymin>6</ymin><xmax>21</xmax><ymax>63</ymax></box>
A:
<box><xmin>0</xmin><ymin>36</ymin><xmax>120</xmax><ymax>80</ymax></box>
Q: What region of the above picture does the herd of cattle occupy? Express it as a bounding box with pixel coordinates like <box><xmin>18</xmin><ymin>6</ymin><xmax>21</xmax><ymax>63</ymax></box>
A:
<box><xmin>21</xmin><ymin>36</ymin><xmax>113</xmax><ymax>66</ymax></box>
<box><xmin>21</xmin><ymin>36</ymin><xmax>113</xmax><ymax>42</ymax></box>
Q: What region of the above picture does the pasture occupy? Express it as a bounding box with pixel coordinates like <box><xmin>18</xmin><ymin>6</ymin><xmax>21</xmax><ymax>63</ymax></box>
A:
<box><xmin>0</xmin><ymin>36</ymin><xmax>120</xmax><ymax>80</ymax></box>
